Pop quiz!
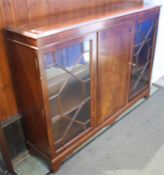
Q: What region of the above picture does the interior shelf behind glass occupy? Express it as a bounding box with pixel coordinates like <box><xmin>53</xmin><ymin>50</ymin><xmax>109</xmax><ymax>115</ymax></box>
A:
<box><xmin>44</xmin><ymin>40</ymin><xmax>92</xmax><ymax>149</ymax></box>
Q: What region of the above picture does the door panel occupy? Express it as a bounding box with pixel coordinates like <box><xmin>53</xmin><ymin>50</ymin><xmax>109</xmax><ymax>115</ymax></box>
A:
<box><xmin>129</xmin><ymin>15</ymin><xmax>158</xmax><ymax>99</ymax></box>
<box><xmin>43</xmin><ymin>35</ymin><xmax>97</xmax><ymax>150</ymax></box>
<box><xmin>98</xmin><ymin>22</ymin><xmax>132</xmax><ymax>123</ymax></box>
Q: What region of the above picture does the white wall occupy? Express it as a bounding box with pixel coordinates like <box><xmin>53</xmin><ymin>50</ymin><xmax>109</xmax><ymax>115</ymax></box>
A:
<box><xmin>144</xmin><ymin>0</ymin><xmax>164</xmax><ymax>82</ymax></box>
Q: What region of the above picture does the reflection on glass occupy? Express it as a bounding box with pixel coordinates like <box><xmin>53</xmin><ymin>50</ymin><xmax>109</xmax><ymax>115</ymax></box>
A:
<box><xmin>44</xmin><ymin>41</ymin><xmax>91</xmax><ymax>149</ymax></box>
<box><xmin>129</xmin><ymin>17</ymin><xmax>156</xmax><ymax>99</ymax></box>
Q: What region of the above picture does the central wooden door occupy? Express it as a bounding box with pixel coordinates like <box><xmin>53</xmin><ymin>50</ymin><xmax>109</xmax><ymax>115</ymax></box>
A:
<box><xmin>97</xmin><ymin>22</ymin><xmax>133</xmax><ymax>123</ymax></box>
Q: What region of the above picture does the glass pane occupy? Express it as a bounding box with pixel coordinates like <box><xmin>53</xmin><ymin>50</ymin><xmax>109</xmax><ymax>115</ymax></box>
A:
<box><xmin>53</xmin><ymin>99</ymin><xmax>91</xmax><ymax>149</ymax></box>
<box><xmin>130</xmin><ymin>67</ymin><xmax>149</xmax><ymax>97</ymax></box>
<box><xmin>129</xmin><ymin>17</ymin><xmax>156</xmax><ymax>99</ymax></box>
<box><xmin>135</xmin><ymin>18</ymin><xmax>155</xmax><ymax>45</ymax></box>
<box><xmin>44</xmin><ymin>41</ymin><xmax>91</xmax><ymax>149</ymax></box>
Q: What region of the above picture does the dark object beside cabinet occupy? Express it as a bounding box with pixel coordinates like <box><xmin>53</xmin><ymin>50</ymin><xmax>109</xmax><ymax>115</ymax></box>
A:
<box><xmin>3</xmin><ymin>119</ymin><xmax>26</xmax><ymax>159</ymax></box>
<box><xmin>0</xmin><ymin>116</ymin><xmax>25</xmax><ymax>175</ymax></box>
<box><xmin>0</xmin><ymin>123</ymin><xmax>16</xmax><ymax>175</ymax></box>
<box><xmin>4</xmin><ymin>1</ymin><xmax>160</xmax><ymax>172</ymax></box>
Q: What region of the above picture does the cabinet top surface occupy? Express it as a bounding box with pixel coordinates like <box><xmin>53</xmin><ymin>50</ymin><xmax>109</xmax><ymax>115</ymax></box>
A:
<box><xmin>4</xmin><ymin>2</ymin><xmax>160</xmax><ymax>39</ymax></box>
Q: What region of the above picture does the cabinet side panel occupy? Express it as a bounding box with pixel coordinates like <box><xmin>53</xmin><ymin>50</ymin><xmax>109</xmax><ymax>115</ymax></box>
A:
<box><xmin>98</xmin><ymin>22</ymin><xmax>132</xmax><ymax>123</ymax></box>
<box><xmin>6</xmin><ymin>41</ymin><xmax>49</xmax><ymax>155</ymax></box>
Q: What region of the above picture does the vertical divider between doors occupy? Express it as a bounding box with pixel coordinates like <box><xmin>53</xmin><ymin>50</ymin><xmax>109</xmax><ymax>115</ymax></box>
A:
<box><xmin>127</xmin><ymin>20</ymin><xmax>136</xmax><ymax>103</ymax></box>
<box><xmin>90</xmin><ymin>33</ymin><xmax>98</xmax><ymax>128</ymax></box>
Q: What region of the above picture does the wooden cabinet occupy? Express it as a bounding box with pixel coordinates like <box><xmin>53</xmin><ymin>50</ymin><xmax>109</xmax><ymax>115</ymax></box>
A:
<box><xmin>4</xmin><ymin>2</ymin><xmax>160</xmax><ymax>172</ymax></box>
<box><xmin>0</xmin><ymin>0</ymin><xmax>143</xmax><ymax>123</ymax></box>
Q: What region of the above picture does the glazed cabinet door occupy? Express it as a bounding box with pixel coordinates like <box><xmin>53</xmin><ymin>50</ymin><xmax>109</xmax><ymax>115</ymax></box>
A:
<box><xmin>42</xmin><ymin>34</ymin><xmax>97</xmax><ymax>150</ymax></box>
<box><xmin>129</xmin><ymin>14</ymin><xmax>159</xmax><ymax>99</ymax></box>
<box><xmin>97</xmin><ymin>22</ymin><xmax>133</xmax><ymax>123</ymax></box>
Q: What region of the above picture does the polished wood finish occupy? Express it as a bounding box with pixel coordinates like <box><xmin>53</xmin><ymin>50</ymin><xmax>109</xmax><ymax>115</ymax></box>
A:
<box><xmin>98</xmin><ymin>22</ymin><xmax>132</xmax><ymax>123</ymax></box>
<box><xmin>5</xmin><ymin>2</ymin><xmax>159</xmax><ymax>39</ymax></box>
<box><xmin>0</xmin><ymin>1</ymin><xmax>17</xmax><ymax>121</ymax></box>
<box><xmin>4</xmin><ymin>2</ymin><xmax>160</xmax><ymax>172</ymax></box>
<box><xmin>0</xmin><ymin>33</ymin><xmax>18</xmax><ymax>121</ymax></box>
<box><xmin>0</xmin><ymin>0</ymin><xmax>144</xmax><ymax>121</ymax></box>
